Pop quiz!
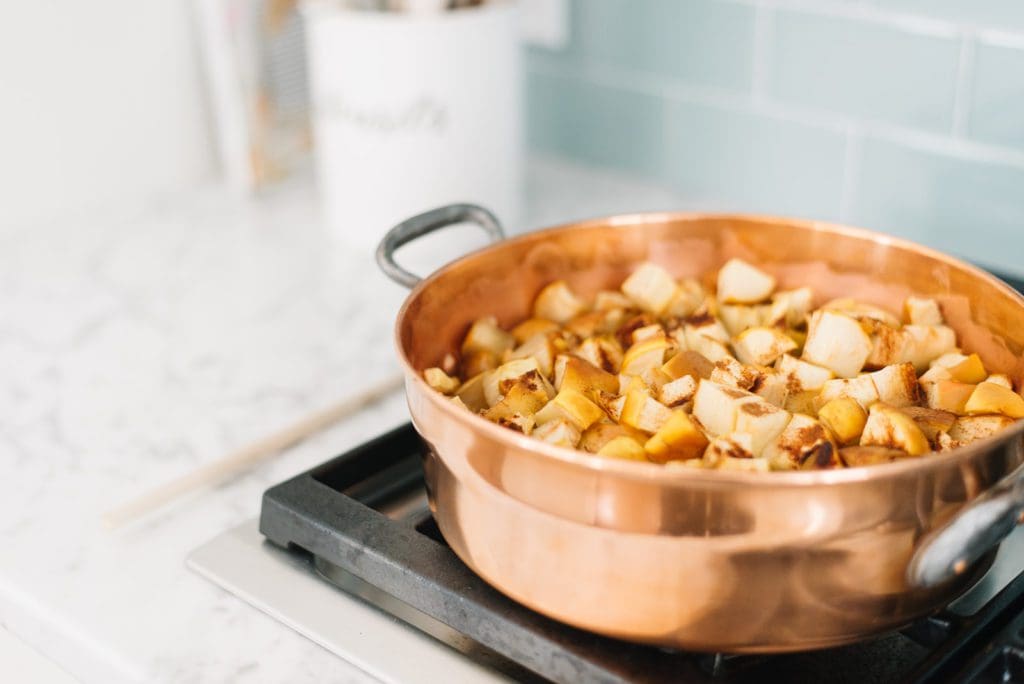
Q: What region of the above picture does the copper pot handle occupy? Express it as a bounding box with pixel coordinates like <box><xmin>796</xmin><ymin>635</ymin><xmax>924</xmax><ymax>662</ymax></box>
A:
<box><xmin>907</xmin><ymin>459</ymin><xmax>1024</xmax><ymax>588</ymax></box>
<box><xmin>376</xmin><ymin>204</ymin><xmax>506</xmax><ymax>289</ymax></box>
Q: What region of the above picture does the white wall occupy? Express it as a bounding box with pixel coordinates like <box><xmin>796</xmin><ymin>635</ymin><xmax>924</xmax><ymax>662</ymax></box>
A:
<box><xmin>0</xmin><ymin>1</ymin><xmax>213</xmax><ymax>230</ymax></box>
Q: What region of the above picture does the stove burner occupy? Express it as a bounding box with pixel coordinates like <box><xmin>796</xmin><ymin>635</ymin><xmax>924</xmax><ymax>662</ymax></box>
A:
<box><xmin>260</xmin><ymin>424</ymin><xmax>1024</xmax><ymax>684</ymax></box>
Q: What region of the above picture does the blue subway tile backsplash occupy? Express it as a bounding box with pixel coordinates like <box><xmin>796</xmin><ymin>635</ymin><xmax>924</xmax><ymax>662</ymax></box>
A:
<box><xmin>767</xmin><ymin>10</ymin><xmax>961</xmax><ymax>132</ymax></box>
<box><xmin>852</xmin><ymin>137</ymin><xmax>1024</xmax><ymax>274</ymax></box>
<box><xmin>665</xmin><ymin>99</ymin><xmax>847</xmax><ymax>220</ymax></box>
<box><xmin>970</xmin><ymin>41</ymin><xmax>1024</xmax><ymax>151</ymax></box>
<box><xmin>526</xmin><ymin>0</ymin><xmax>1024</xmax><ymax>273</ymax></box>
<box><xmin>577</xmin><ymin>0</ymin><xmax>756</xmax><ymax>93</ymax></box>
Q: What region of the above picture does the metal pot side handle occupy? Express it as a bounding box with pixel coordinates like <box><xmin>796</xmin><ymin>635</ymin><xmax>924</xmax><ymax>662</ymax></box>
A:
<box><xmin>376</xmin><ymin>204</ymin><xmax>506</xmax><ymax>289</ymax></box>
<box><xmin>907</xmin><ymin>458</ymin><xmax>1024</xmax><ymax>589</ymax></box>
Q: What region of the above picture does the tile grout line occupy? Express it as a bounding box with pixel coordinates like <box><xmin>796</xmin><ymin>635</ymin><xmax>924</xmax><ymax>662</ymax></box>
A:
<box><xmin>839</xmin><ymin>126</ymin><xmax>864</xmax><ymax>224</ymax></box>
<box><xmin>951</xmin><ymin>35</ymin><xmax>977</xmax><ymax>139</ymax></box>
<box><xmin>527</xmin><ymin>56</ymin><xmax>1024</xmax><ymax>170</ymax></box>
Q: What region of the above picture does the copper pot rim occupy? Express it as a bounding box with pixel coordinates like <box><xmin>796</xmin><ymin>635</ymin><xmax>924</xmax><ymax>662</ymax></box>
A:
<box><xmin>395</xmin><ymin>211</ymin><xmax>1024</xmax><ymax>487</ymax></box>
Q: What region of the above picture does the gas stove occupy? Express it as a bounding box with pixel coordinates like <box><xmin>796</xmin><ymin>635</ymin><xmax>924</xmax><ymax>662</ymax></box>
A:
<box><xmin>188</xmin><ymin>269</ymin><xmax>1024</xmax><ymax>683</ymax></box>
<box><xmin>187</xmin><ymin>422</ymin><xmax>1024</xmax><ymax>683</ymax></box>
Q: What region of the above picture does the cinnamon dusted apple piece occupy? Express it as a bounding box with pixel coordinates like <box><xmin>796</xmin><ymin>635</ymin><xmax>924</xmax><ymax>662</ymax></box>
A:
<box><xmin>777</xmin><ymin>354</ymin><xmax>834</xmax><ymax>392</ymax></box>
<box><xmin>802</xmin><ymin>310</ymin><xmax>872</xmax><ymax>378</ymax></box>
<box><xmin>861</xmin><ymin>404</ymin><xmax>930</xmax><ymax>456</ymax></box>
<box><xmin>732</xmin><ymin>327</ymin><xmax>798</xmax><ymax>366</ymax></box>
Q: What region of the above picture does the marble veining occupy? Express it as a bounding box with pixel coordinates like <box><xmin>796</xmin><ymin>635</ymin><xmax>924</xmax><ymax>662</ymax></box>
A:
<box><xmin>0</xmin><ymin>156</ymin><xmax>690</xmax><ymax>682</ymax></box>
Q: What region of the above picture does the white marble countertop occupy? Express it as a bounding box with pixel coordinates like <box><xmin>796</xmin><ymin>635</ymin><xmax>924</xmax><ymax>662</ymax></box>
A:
<box><xmin>0</xmin><ymin>156</ymin><xmax>693</xmax><ymax>683</ymax></box>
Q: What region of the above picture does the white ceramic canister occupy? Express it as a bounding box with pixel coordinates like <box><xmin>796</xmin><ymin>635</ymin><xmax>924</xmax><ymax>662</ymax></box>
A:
<box><xmin>304</xmin><ymin>1</ymin><xmax>523</xmax><ymax>261</ymax></box>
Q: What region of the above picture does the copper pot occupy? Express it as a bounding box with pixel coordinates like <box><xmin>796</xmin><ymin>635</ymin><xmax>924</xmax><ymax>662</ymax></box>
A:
<box><xmin>376</xmin><ymin>205</ymin><xmax>1024</xmax><ymax>653</ymax></box>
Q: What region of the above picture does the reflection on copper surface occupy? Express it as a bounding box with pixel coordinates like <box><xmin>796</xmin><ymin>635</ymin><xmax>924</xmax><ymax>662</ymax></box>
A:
<box><xmin>397</xmin><ymin>213</ymin><xmax>1024</xmax><ymax>652</ymax></box>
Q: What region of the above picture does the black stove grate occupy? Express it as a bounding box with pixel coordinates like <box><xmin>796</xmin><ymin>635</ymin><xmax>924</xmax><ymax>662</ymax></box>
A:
<box><xmin>260</xmin><ymin>423</ymin><xmax>1024</xmax><ymax>684</ymax></box>
<box><xmin>260</xmin><ymin>267</ymin><xmax>1024</xmax><ymax>684</ymax></box>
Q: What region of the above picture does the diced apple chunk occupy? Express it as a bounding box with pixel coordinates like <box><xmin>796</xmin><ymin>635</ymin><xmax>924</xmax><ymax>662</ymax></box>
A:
<box><xmin>710</xmin><ymin>357</ymin><xmax>763</xmax><ymax>391</ymax></box>
<box><xmin>482</xmin><ymin>358</ymin><xmax>545</xmax><ymax>407</ymax></box>
<box><xmin>658</xmin><ymin>374</ymin><xmax>697</xmax><ymax>407</ymax></box>
<box><xmin>535</xmin><ymin>387</ymin><xmax>606</xmax><ymax>430</ymax></box>
<box><xmin>817</xmin><ymin>375</ymin><xmax>879</xmax><ymax>409</ymax></box>
<box><xmin>693</xmin><ymin>380</ymin><xmax>753</xmax><ymax>437</ymax></box>
<box><xmin>621</xmin><ymin>335</ymin><xmax>670</xmax><ymax>376</ymax></box>
<box><xmin>620</xmin><ymin>378</ymin><xmax>674</xmax><ymax>433</ymax></box>
<box><xmin>802</xmin><ymin>310</ymin><xmax>872</xmax><ymax>378</ymax></box>
<box><xmin>840</xmin><ymin>446</ymin><xmax>907</xmax><ymax>467</ymax></box>
<box><xmin>762</xmin><ymin>414</ymin><xmax>837</xmax><ymax>470</ymax></box>
<box><xmin>621</xmin><ymin>262</ymin><xmax>678</xmax><ymax>315</ymax></box>
<box><xmin>462</xmin><ymin>316</ymin><xmax>515</xmax><ymax>356</ymax></box>
<box><xmin>864</xmin><ymin>320</ymin><xmax>907</xmax><ymax>369</ymax></box>
<box><xmin>455</xmin><ymin>373</ymin><xmax>487</xmax><ymax>412</ymax></box>
<box><xmin>644</xmin><ymin>410</ymin><xmax>709</xmax><ymax>463</ymax></box>
<box><xmin>703</xmin><ymin>435</ymin><xmax>756</xmax><ymax>467</ymax></box>
<box><xmin>717</xmin><ymin>258</ymin><xmax>776</xmax><ymax>304</ymax></box>
<box><xmin>597</xmin><ymin>436</ymin><xmax>647</xmax><ymax>461</ymax></box>
<box><xmin>924</xmin><ymin>380</ymin><xmax>975</xmax><ymax>414</ymax></box>
<box><xmin>533</xmin><ymin>280</ymin><xmax>586</xmax><ymax>324</ymax></box>
<box><xmin>661</xmin><ymin>349</ymin><xmax>714</xmax><ymax>381</ymax></box>
<box><xmin>945</xmin><ymin>354</ymin><xmax>987</xmax><ymax>384</ymax></box>
<box><xmin>684</xmin><ymin>328</ymin><xmax>735</xmax><ymax>362</ymax></box>
<box><xmin>507</xmin><ymin>333</ymin><xmax>556</xmax><ymax>378</ymax></box>
<box><xmin>556</xmin><ymin>355</ymin><xmax>620</xmax><ymax>400</ymax></box>
<box><xmin>784</xmin><ymin>390</ymin><xmax>819</xmax><ymax>417</ymax></box>
<box><xmin>766</xmin><ymin>287</ymin><xmax>813</xmax><ymax>329</ymax></box>
<box><xmin>733</xmin><ymin>327</ymin><xmax>798</xmax><ymax>366</ymax></box>
<box><xmin>665</xmin><ymin>279</ymin><xmax>705</xmax><ymax>317</ymax></box>
<box><xmin>944</xmin><ymin>415</ymin><xmax>1016</xmax><ymax>447</ymax></box>
<box><xmin>817</xmin><ymin>397</ymin><xmax>867</xmax><ymax>445</ymax></box>
<box><xmin>869</xmin><ymin>363</ymin><xmax>920</xmax><ymax>407</ymax></box>
<box><xmin>424</xmin><ymin>367</ymin><xmax>460</xmax><ymax>394</ymax></box>
<box><xmin>777</xmin><ymin>354</ymin><xmax>834</xmax><ymax>392</ymax></box>
<box><xmin>964</xmin><ymin>382</ymin><xmax>1024</xmax><ymax>418</ymax></box>
<box><xmin>511</xmin><ymin>318</ymin><xmax>560</xmax><ymax>344</ymax></box>
<box><xmin>900</xmin><ymin>406</ymin><xmax>956</xmax><ymax>442</ymax></box>
<box><xmin>904</xmin><ymin>297</ymin><xmax>943</xmax><ymax>326</ymax></box>
<box><xmin>861</xmin><ymin>404</ymin><xmax>930</xmax><ymax>456</ymax></box>
<box><xmin>576</xmin><ymin>336</ymin><xmax>623</xmax><ymax>374</ymax></box>
<box><xmin>719</xmin><ymin>304</ymin><xmax>768</xmax><ymax>336</ymax></box>
<box><xmin>533</xmin><ymin>419</ymin><xmax>581</xmax><ymax>448</ymax></box>
<box><xmin>733</xmin><ymin>396</ymin><xmax>792</xmax><ymax>455</ymax></box>
<box><xmin>579</xmin><ymin>422</ymin><xmax>648</xmax><ymax>453</ymax></box>
<box><xmin>752</xmin><ymin>368</ymin><xmax>790</xmax><ymax>408</ymax></box>
<box><xmin>898</xmin><ymin>325</ymin><xmax>957</xmax><ymax>370</ymax></box>
<box><xmin>823</xmin><ymin>299</ymin><xmax>902</xmax><ymax>328</ymax></box>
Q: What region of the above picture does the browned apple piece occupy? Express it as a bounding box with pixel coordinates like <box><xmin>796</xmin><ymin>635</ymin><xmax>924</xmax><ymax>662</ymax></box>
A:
<box><xmin>461</xmin><ymin>316</ymin><xmax>515</xmax><ymax>356</ymax></box>
<box><xmin>661</xmin><ymin>349</ymin><xmax>714</xmax><ymax>381</ymax></box>
<box><xmin>579</xmin><ymin>421</ymin><xmax>648</xmax><ymax>453</ymax></box>
<box><xmin>840</xmin><ymin>445</ymin><xmax>907</xmax><ymax>467</ymax></box>
<box><xmin>511</xmin><ymin>318</ymin><xmax>560</xmax><ymax>344</ymax></box>
<box><xmin>423</xmin><ymin>367</ymin><xmax>459</xmax><ymax>394</ymax></box>
<box><xmin>899</xmin><ymin>406</ymin><xmax>956</xmax><ymax>442</ymax></box>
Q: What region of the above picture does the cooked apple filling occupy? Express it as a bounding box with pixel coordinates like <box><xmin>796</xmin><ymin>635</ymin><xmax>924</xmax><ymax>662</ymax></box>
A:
<box><xmin>423</xmin><ymin>259</ymin><xmax>1023</xmax><ymax>470</ymax></box>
